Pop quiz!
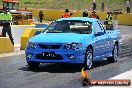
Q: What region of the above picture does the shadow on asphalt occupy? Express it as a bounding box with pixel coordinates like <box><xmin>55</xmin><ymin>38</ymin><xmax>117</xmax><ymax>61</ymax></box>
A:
<box><xmin>93</xmin><ymin>60</ymin><xmax>110</xmax><ymax>68</ymax></box>
<box><xmin>19</xmin><ymin>60</ymin><xmax>112</xmax><ymax>73</ymax></box>
<box><xmin>19</xmin><ymin>63</ymin><xmax>84</xmax><ymax>73</ymax></box>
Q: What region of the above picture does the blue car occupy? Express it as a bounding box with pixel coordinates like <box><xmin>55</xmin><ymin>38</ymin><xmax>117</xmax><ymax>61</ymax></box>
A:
<box><xmin>25</xmin><ymin>17</ymin><xmax>122</xmax><ymax>69</ymax></box>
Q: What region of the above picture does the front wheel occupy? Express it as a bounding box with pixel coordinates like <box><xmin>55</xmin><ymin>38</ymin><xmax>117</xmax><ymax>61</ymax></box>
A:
<box><xmin>107</xmin><ymin>44</ymin><xmax>118</xmax><ymax>63</ymax></box>
<box><xmin>84</xmin><ymin>47</ymin><xmax>93</xmax><ymax>70</ymax></box>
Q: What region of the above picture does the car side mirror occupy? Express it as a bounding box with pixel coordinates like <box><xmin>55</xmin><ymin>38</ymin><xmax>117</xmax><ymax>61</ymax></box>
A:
<box><xmin>95</xmin><ymin>32</ymin><xmax>104</xmax><ymax>36</ymax></box>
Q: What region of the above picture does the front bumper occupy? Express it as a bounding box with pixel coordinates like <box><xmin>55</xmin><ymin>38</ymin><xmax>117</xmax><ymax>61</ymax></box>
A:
<box><xmin>26</xmin><ymin>48</ymin><xmax>86</xmax><ymax>64</ymax></box>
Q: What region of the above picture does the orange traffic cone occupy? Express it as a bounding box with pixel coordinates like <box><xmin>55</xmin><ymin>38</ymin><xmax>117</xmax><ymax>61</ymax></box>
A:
<box><xmin>81</xmin><ymin>67</ymin><xmax>89</xmax><ymax>78</ymax></box>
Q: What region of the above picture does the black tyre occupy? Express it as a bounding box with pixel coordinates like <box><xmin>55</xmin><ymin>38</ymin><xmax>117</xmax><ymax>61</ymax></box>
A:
<box><xmin>82</xmin><ymin>78</ymin><xmax>91</xmax><ymax>86</ymax></box>
<box><xmin>84</xmin><ymin>47</ymin><xmax>93</xmax><ymax>70</ymax></box>
<box><xmin>107</xmin><ymin>44</ymin><xmax>118</xmax><ymax>63</ymax></box>
<box><xmin>28</xmin><ymin>62</ymin><xmax>40</xmax><ymax>69</ymax></box>
<box><xmin>82</xmin><ymin>79</ymin><xmax>87</xmax><ymax>86</ymax></box>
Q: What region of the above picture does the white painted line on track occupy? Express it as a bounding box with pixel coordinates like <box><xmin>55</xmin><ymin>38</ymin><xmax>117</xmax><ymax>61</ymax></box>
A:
<box><xmin>0</xmin><ymin>51</ymin><xmax>25</xmax><ymax>58</ymax></box>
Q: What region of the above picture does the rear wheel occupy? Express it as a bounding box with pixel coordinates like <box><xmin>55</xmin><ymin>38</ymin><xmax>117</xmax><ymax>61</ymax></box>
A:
<box><xmin>28</xmin><ymin>62</ymin><xmax>40</xmax><ymax>69</ymax></box>
<box><xmin>84</xmin><ymin>47</ymin><xmax>93</xmax><ymax>70</ymax></box>
<box><xmin>107</xmin><ymin>44</ymin><xmax>118</xmax><ymax>63</ymax></box>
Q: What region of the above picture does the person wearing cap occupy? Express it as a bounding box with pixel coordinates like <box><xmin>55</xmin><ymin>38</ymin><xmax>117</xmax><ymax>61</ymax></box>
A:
<box><xmin>89</xmin><ymin>10</ymin><xmax>99</xmax><ymax>19</ymax></box>
<box><xmin>83</xmin><ymin>9</ymin><xmax>88</xmax><ymax>17</ymax></box>
<box><xmin>62</xmin><ymin>9</ymin><xmax>73</xmax><ymax>18</ymax></box>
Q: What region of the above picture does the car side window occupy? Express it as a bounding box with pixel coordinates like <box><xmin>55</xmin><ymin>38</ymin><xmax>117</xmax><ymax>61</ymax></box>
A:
<box><xmin>94</xmin><ymin>22</ymin><xmax>103</xmax><ymax>33</ymax></box>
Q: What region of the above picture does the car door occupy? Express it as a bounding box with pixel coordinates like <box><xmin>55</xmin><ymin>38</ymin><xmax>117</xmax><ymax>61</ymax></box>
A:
<box><xmin>98</xmin><ymin>21</ymin><xmax>111</xmax><ymax>56</ymax></box>
<box><xmin>93</xmin><ymin>21</ymin><xmax>108</xmax><ymax>60</ymax></box>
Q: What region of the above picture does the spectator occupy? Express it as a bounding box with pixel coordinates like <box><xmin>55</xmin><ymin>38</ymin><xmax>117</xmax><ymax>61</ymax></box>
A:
<box><xmin>83</xmin><ymin>9</ymin><xmax>88</xmax><ymax>17</ymax></box>
<box><xmin>93</xmin><ymin>0</ymin><xmax>97</xmax><ymax>10</ymax></box>
<box><xmin>126</xmin><ymin>1</ymin><xmax>131</xmax><ymax>13</ymax></box>
<box><xmin>89</xmin><ymin>10</ymin><xmax>99</xmax><ymax>19</ymax></box>
<box><xmin>62</xmin><ymin>9</ymin><xmax>73</xmax><ymax>18</ymax></box>
<box><xmin>25</xmin><ymin>7</ymin><xmax>27</xmax><ymax>10</ymax></box>
<box><xmin>101</xmin><ymin>1</ymin><xmax>104</xmax><ymax>12</ymax></box>
<box><xmin>39</xmin><ymin>10</ymin><xmax>44</xmax><ymax>22</ymax></box>
<box><xmin>2</xmin><ymin>8</ymin><xmax>14</xmax><ymax>45</ymax></box>
<box><xmin>105</xmin><ymin>12</ymin><xmax>113</xmax><ymax>30</ymax></box>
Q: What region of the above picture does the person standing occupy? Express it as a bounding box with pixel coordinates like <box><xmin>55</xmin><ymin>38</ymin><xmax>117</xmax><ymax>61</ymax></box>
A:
<box><xmin>101</xmin><ymin>0</ymin><xmax>104</xmax><ymax>12</ymax></box>
<box><xmin>2</xmin><ymin>8</ymin><xmax>14</xmax><ymax>45</ymax></box>
<box><xmin>83</xmin><ymin>9</ymin><xmax>88</xmax><ymax>17</ymax></box>
<box><xmin>62</xmin><ymin>9</ymin><xmax>73</xmax><ymax>18</ymax></box>
<box><xmin>105</xmin><ymin>12</ymin><xmax>113</xmax><ymax>30</ymax></box>
<box><xmin>89</xmin><ymin>10</ymin><xmax>99</xmax><ymax>19</ymax></box>
<box><xmin>126</xmin><ymin>1</ymin><xmax>131</xmax><ymax>13</ymax></box>
<box><xmin>93</xmin><ymin>0</ymin><xmax>97</xmax><ymax>10</ymax></box>
<box><xmin>39</xmin><ymin>10</ymin><xmax>44</xmax><ymax>22</ymax></box>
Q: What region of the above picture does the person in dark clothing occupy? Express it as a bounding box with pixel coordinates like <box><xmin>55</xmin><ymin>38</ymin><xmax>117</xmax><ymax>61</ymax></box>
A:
<box><xmin>83</xmin><ymin>9</ymin><xmax>88</xmax><ymax>17</ymax></box>
<box><xmin>2</xmin><ymin>20</ymin><xmax>14</xmax><ymax>45</ymax></box>
<box><xmin>2</xmin><ymin>7</ymin><xmax>14</xmax><ymax>45</ymax></box>
<box><xmin>39</xmin><ymin>10</ymin><xmax>44</xmax><ymax>22</ymax></box>
<box><xmin>101</xmin><ymin>1</ymin><xmax>104</xmax><ymax>12</ymax></box>
<box><xmin>126</xmin><ymin>1</ymin><xmax>131</xmax><ymax>13</ymax></box>
<box><xmin>93</xmin><ymin>0</ymin><xmax>97</xmax><ymax>10</ymax></box>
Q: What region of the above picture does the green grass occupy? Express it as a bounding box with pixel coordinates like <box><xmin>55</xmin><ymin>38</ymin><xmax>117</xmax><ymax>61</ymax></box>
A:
<box><xmin>0</xmin><ymin>0</ymin><xmax>132</xmax><ymax>12</ymax></box>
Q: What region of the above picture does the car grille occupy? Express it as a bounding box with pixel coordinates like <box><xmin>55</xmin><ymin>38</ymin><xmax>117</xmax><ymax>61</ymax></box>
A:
<box><xmin>36</xmin><ymin>52</ymin><xmax>63</xmax><ymax>60</ymax></box>
<box><xmin>39</xmin><ymin>44</ymin><xmax>62</xmax><ymax>49</ymax></box>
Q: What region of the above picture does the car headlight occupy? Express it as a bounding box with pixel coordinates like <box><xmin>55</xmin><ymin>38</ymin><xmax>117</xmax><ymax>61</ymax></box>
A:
<box><xmin>27</xmin><ymin>42</ymin><xmax>37</xmax><ymax>49</ymax></box>
<box><xmin>64</xmin><ymin>43</ymin><xmax>82</xmax><ymax>50</ymax></box>
<box><xmin>65</xmin><ymin>44</ymin><xmax>71</xmax><ymax>49</ymax></box>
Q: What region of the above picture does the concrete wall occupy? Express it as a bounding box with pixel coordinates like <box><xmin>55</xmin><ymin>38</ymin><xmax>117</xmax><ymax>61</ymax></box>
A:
<box><xmin>0</xmin><ymin>37</ymin><xmax>14</xmax><ymax>54</ymax></box>
<box><xmin>117</xmin><ymin>13</ymin><xmax>132</xmax><ymax>26</ymax></box>
<box><xmin>20</xmin><ymin>28</ymin><xmax>44</xmax><ymax>50</ymax></box>
<box><xmin>32</xmin><ymin>9</ymin><xmax>132</xmax><ymax>25</ymax></box>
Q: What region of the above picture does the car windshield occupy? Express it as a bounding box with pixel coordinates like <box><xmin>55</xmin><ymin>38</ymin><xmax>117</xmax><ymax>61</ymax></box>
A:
<box><xmin>43</xmin><ymin>20</ymin><xmax>92</xmax><ymax>34</ymax></box>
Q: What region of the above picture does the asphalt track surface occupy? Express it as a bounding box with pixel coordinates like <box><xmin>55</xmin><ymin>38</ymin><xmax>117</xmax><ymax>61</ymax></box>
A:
<box><xmin>0</xmin><ymin>25</ymin><xmax>132</xmax><ymax>88</ymax></box>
